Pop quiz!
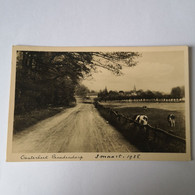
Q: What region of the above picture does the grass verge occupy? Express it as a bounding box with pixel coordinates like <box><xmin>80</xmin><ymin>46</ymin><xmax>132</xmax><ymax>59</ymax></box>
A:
<box><xmin>103</xmin><ymin>105</ymin><xmax>185</xmax><ymax>138</ymax></box>
<box><xmin>14</xmin><ymin>107</ymin><xmax>67</xmax><ymax>133</ymax></box>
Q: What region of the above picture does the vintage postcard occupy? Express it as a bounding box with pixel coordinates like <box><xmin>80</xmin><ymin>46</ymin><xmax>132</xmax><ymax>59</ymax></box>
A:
<box><xmin>7</xmin><ymin>46</ymin><xmax>191</xmax><ymax>161</ymax></box>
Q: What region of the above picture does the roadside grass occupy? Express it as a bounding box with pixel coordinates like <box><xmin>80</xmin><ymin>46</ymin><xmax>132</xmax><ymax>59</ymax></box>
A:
<box><xmin>14</xmin><ymin>107</ymin><xmax>66</xmax><ymax>133</ymax></box>
<box><xmin>103</xmin><ymin>105</ymin><xmax>185</xmax><ymax>138</ymax></box>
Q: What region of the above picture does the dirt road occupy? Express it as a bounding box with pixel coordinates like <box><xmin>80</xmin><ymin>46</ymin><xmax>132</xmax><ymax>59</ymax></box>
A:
<box><xmin>13</xmin><ymin>103</ymin><xmax>138</xmax><ymax>153</ymax></box>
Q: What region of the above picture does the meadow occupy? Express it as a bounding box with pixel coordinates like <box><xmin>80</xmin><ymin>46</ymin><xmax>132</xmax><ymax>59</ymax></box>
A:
<box><xmin>101</xmin><ymin>102</ymin><xmax>185</xmax><ymax>138</ymax></box>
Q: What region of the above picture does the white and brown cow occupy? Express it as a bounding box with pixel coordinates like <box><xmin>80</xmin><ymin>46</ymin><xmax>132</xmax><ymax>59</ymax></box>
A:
<box><xmin>134</xmin><ymin>115</ymin><xmax>148</xmax><ymax>126</ymax></box>
<box><xmin>167</xmin><ymin>114</ymin><xmax>175</xmax><ymax>127</ymax></box>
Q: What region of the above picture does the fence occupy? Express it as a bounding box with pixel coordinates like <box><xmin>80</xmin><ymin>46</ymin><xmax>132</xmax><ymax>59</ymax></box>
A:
<box><xmin>94</xmin><ymin>101</ymin><xmax>186</xmax><ymax>152</ymax></box>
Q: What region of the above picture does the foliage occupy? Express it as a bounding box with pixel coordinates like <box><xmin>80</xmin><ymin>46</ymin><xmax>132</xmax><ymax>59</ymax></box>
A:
<box><xmin>171</xmin><ymin>86</ymin><xmax>185</xmax><ymax>98</ymax></box>
<box><xmin>75</xmin><ymin>84</ymin><xmax>90</xmax><ymax>99</ymax></box>
<box><xmin>15</xmin><ymin>51</ymin><xmax>140</xmax><ymax>114</ymax></box>
<box><xmin>97</xmin><ymin>86</ymin><xmax>185</xmax><ymax>101</ymax></box>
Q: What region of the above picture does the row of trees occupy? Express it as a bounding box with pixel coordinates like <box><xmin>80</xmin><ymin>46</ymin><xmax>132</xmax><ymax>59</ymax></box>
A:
<box><xmin>15</xmin><ymin>51</ymin><xmax>140</xmax><ymax>114</ymax></box>
<box><xmin>170</xmin><ymin>86</ymin><xmax>185</xmax><ymax>98</ymax></box>
<box><xmin>97</xmin><ymin>87</ymin><xmax>185</xmax><ymax>102</ymax></box>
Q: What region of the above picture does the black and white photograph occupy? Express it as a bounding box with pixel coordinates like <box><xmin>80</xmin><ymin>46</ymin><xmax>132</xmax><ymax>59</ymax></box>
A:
<box><xmin>1</xmin><ymin>1</ymin><xmax>195</xmax><ymax>194</ymax></box>
<box><xmin>7</xmin><ymin>46</ymin><xmax>190</xmax><ymax>161</ymax></box>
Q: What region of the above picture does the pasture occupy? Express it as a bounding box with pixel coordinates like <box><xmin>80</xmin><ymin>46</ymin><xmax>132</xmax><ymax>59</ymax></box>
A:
<box><xmin>101</xmin><ymin>102</ymin><xmax>185</xmax><ymax>138</ymax></box>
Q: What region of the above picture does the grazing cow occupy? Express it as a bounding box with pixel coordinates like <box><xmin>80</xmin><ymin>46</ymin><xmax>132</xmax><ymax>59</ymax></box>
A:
<box><xmin>134</xmin><ymin>115</ymin><xmax>148</xmax><ymax>126</ymax></box>
<box><xmin>143</xmin><ymin>106</ymin><xmax>147</xmax><ymax>110</ymax></box>
<box><xmin>167</xmin><ymin>114</ymin><xmax>175</xmax><ymax>127</ymax></box>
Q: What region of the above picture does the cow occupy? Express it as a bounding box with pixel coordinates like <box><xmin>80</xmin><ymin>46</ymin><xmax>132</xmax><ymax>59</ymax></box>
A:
<box><xmin>167</xmin><ymin>114</ymin><xmax>175</xmax><ymax>127</ymax></box>
<box><xmin>134</xmin><ymin>115</ymin><xmax>148</xmax><ymax>126</ymax></box>
<box><xmin>143</xmin><ymin>106</ymin><xmax>147</xmax><ymax>110</ymax></box>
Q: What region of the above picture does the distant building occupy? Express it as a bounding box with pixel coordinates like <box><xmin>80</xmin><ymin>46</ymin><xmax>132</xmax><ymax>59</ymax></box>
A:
<box><xmin>131</xmin><ymin>84</ymin><xmax>137</xmax><ymax>96</ymax></box>
<box><xmin>125</xmin><ymin>91</ymin><xmax>132</xmax><ymax>96</ymax></box>
<box><xmin>119</xmin><ymin>90</ymin><xmax>125</xmax><ymax>96</ymax></box>
<box><xmin>133</xmin><ymin>84</ymin><xmax>136</xmax><ymax>92</ymax></box>
<box><xmin>124</xmin><ymin>85</ymin><xmax>137</xmax><ymax>97</ymax></box>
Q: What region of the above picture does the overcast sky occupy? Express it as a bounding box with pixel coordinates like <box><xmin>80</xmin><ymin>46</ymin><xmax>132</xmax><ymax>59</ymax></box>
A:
<box><xmin>82</xmin><ymin>51</ymin><xmax>185</xmax><ymax>94</ymax></box>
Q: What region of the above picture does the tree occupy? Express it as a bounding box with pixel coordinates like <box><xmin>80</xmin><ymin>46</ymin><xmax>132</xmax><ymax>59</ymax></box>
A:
<box><xmin>15</xmin><ymin>51</ymin><xmax>141</xmax><ymax>113</ymax></box>
<box><xmin>171</xmin><ymin>86</ymin><xmax>185</xmax><ymax>98</ymax></box>
<box><xmin>91</xmin><ymin>52</ymin><xmax>140</xmax><ymax>75</ymax></box>
<box><xmin>75</xmin><ymin>84</ymin><xmax>90</xmax><ymax>99</ymax></box>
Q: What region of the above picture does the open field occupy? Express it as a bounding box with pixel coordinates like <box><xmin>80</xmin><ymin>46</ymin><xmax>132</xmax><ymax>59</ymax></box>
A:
<box><xmin>101</xmin><ymin>102</ymin><xmax>185</xmax><ymax>138</ymax></box>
